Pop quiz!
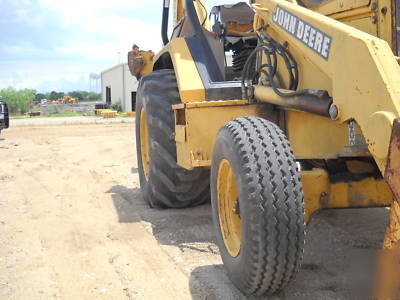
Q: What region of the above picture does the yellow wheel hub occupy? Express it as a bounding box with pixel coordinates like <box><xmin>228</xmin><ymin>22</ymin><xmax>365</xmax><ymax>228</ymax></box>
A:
<box><xmin>217</xmin><ymin>159</ymin><xmax>241</xmax><ymax>257</ymax></box>
<box><xmin>140</xmin><ymin>108</ymin><xmax>150</xmax><ymax>180</ymax></box>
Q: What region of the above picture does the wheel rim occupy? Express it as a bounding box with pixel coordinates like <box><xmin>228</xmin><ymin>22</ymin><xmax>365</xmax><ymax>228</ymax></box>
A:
<box><xmin>217</xmin><ymin>159</ymin><xmax>241</xmax><ymax>257</ymax></box>
<box><xmin>140</xmin><ymin>108</ymin><xmax>150</xmax><ymax>180</ymax></box>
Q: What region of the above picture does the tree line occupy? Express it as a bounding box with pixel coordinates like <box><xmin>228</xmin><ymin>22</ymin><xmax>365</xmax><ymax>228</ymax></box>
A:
<box><xmin>0</xmin><ymin>87</ymin><xmax>101</xmax><ymax>115</ymax></box>
<box><xmin>35</xmin><ymin>90</ymin><xmax>101</xmax><ymax>102</ymax></box>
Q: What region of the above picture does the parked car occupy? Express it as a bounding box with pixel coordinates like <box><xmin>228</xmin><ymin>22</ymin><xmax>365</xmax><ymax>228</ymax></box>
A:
<box><xmin>0</xmin><ymin>100</ymin><xmax>9</xmax><ymax>134</ymax></box>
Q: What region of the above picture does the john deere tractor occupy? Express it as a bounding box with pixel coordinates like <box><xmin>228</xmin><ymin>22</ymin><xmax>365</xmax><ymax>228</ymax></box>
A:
<box><xmin>129</xmin><ymin>0</ymin><xmax>400</xmax><ymax>297</ymax></box>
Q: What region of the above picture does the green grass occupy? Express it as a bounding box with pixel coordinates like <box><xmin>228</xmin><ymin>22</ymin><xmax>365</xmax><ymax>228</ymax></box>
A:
<box><xmin>11</xmin><ymin>112</ymin><xmax>94</xmax><ymax>119</ymax></box>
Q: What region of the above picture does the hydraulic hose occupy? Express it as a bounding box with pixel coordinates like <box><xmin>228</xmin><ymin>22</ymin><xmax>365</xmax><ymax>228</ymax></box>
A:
<box><xmin>161</xmin><ymin>0</ymin><xmax>170</xmax><ymax>45</ymax></box>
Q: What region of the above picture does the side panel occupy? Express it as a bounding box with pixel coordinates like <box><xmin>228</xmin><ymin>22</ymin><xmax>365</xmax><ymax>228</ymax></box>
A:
<box><xmin>314</xmin><ymin>0</ymin><xmax>371</xmax><ymax>15</ymax></box>
<box><xmin>344</xmin><ymin>17</ymin><xmax>377</xmax><ymax>36</ymax></box>
<box><xmin>173</xmin><ymin>100</ymin><xmax>279</xmax><ymax>169</ymax></box>
<box><xmin>174</xmin><ymin>102</ymin><xmax>368</xmax><ymax>168</ymax></box>
<box><xmin>287</xmin><ymin>110</ymin><xmax>350</xmax><ymax>159</ymax></box>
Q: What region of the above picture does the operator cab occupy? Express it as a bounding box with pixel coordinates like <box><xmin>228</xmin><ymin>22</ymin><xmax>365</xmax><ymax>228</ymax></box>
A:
<box><xmin>210</xmin><ymin>2</ymin><xmax>257</xmax><ymax>80</ymax></box>
<box><xmin>170</xmin><ymin>1</ymin><xmax>257</xmax><ymax>81</ymax></box>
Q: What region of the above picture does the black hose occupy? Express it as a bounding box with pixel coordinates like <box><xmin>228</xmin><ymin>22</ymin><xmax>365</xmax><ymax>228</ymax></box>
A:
<box><xmin>241</xmin><ymin>33</ymin><xmax>308</xmax><ymax>98</ymax></box>
<box><xmin>243</xmin><ymin>32</ymin><xmax>332</xmax><ymax>116</ymax></box>
<box><xmin>161</xmin><ymin>0</ymin><xmax>170</xmax><ymax>46</ymax></box>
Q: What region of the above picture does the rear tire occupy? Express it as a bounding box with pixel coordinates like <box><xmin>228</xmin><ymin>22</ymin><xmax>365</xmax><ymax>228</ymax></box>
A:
<box><xmin>211</xmin><ymin>117</ymin><xmax>305</xmax><ymax>296</ymax></box>
<box><xmin>136</xmin><ymin>69</ymin><xmax>210</xmax><ymax>208</ymax></box>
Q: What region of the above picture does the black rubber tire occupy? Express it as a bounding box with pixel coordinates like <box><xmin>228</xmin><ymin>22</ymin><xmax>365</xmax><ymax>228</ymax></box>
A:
<box><xmin>136</xmin><ymin>69</ymin><xmax>210</xmax><ymax>208</ymax></box>
<box><xmin>211</xmin><ymin>117</ymin><xmax>305</xmax><ymax>297</ymax></box>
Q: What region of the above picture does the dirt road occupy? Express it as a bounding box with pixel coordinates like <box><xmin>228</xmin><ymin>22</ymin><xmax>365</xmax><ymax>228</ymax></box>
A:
<box><xmin>0</xmin><ymin>119</ymin><xmax>389</xmax><ymax>299</ymax></box>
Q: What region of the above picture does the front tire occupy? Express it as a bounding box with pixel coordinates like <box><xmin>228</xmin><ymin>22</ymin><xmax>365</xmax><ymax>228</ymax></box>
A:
<box><xmin>211</xmin><ymin>117</ymin><xmax>305</xmax><ymax>296</ymax></box>
<box><xmin>136</xmin><ymin>69</ymin><xmax>210</xmax><ymax>208</ymax></box>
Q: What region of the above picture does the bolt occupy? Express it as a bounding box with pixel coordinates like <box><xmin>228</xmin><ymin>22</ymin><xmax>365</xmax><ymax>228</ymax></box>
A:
<box><xmin>329</xmin><ymin>104</ymin><xmax>338</xmax><ymax>120</ymax></box>
<box><xmin>233</xmin><ymin>198</ymin><xmax>241</xmax><ymax>218</ymax></box>
<box><xmin>371</xmin><ymin>2</ymin><xmax>378</xmax><ymax>10</ymax></box>
<box><xmin>371</xmin><ymin>16</ymin><xmax>378</xmax><ymax>24</ymax></box>
<box><xmin>381</xmin><ymin>7</ymin><xmax>387</xmax><ymax>14</ymax></box>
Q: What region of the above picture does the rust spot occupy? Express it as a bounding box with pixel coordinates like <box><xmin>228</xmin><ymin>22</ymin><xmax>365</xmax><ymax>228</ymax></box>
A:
<box><xmin>390</xmin><ymin>0</ymin><xmax>397</xmax><ymax>54</ymax></box>
<box><xmin>384</xmin><ymin>201</ymin><xmax>400</xmax><ymax>249</ymax></box>
<box><xmin>319</xmin><ymin>192</ymin><xmax>329</xmax><ymax>208</ymax></box>
<box><xmin>373</xmin><ymin>247</ymin><xmax>400</xmax><ymax>299</ymax></box>
<box><xmin>385</xmin><ymin>118</ymin><xmax>400</xmax><ymax>203</ymax></box>
<box><xmin>375</xmin><ymin>201</ymin><xmax>400</xmax><ymax>299</ymax></box>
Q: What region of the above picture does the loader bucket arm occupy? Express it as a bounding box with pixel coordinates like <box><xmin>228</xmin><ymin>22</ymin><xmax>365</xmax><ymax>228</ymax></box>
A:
<box><xmin>253</xmin><ymin>0</ymin><xmax>400</xmax><ymax>296</ymax></box>
<box><xmin>253</xmin><ymin>0</ymin><xmax>400</xmax><ymax>174</ymax></box>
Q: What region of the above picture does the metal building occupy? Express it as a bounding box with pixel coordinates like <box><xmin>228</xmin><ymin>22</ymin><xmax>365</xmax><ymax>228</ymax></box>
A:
<box><xmin>101</xmin><ymin>63</ymin><xmax>138</xmax><ymax>112</ymax></box>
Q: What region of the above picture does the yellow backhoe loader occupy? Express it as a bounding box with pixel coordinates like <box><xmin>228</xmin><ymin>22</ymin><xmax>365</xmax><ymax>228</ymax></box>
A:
<box><xmin>129</xmin><ymin>0</ymin><xmax>400</xmax><ymax>297</ymax></box>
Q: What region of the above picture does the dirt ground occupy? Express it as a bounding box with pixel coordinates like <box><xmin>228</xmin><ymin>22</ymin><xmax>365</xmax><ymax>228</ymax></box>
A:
<box><xmin>0</xmin><ymin>118</ymin><xmax>389</xmax><ymax>299</ymax></box>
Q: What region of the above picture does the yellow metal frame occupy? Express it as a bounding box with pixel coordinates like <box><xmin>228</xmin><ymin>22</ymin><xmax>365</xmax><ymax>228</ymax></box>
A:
<box><xmin>153</xmin><ymin>38</ymin><xmax>205</xmax><ymax>102</ymax></box>
<box><xmin>173</xmin><ymin>99</ymin><xmax>274</xmax><ymax>169</ymax></box>
<box><xmin>173</xmin><ymin>100</ymin><xmax>363</xmax><ymax>168</ymax></box>
<box><xmin>173</xmin><ymin>99</ymin><xmax>392</xmax><ymax>221</ymax></box>
<box><xmin>302</xmin><ymin>168</ymin><xmax>393</xmax><ymax>222</ymax></box>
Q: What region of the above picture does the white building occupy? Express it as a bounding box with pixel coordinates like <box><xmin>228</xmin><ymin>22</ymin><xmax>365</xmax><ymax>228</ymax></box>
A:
<box><xmin>101</xmin><ymin>63</ymin><xmax>138</xmax><ymax>112</ymax></box>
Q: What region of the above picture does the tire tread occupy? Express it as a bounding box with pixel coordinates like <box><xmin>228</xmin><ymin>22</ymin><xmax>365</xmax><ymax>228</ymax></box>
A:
<box><xmin>211</xmin><ymin>116</ymin><xmax>305</xmax><ymax>296</ymax></box>
<box><xmin>136</xmin><ymin>69</ymin><xmax>210</xmax><ymax>208</ymax></box>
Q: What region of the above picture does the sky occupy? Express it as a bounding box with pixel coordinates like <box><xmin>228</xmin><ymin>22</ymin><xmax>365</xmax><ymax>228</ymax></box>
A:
<box><xmin>0</xmin><ymin>0</ymin><xmax>230</xmax><ymax>93</ymax></box>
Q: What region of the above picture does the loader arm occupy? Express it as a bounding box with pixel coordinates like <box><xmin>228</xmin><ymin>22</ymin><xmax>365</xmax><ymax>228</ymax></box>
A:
<box><xmin>254</xmin><ymin>0</ymin><xmax>400</xmax><ymax>175</ymax></box>
<box><xmin>254</xmin><ymin>0</ymin><xmax>400</xmax><ymax>207</ymax></box>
